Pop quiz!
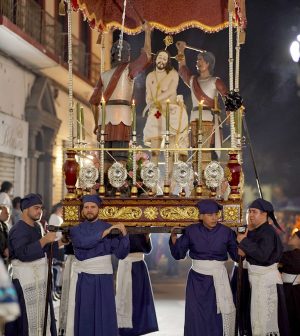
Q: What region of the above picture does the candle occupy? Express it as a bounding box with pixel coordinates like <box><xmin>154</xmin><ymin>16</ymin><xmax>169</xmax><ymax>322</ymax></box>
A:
<box><xmin>198</xmin><ymin>100</ymin><xmax>204</xmax><ymax>132</ymax></box>
<box><xmin>237</xmin><ymin>108</ymin><xmax>242</xmax><ymax>135</ymax></box>
<box><xmin>101</xmin><ymin>96</ymin><xmax>106</xmax><ymax>132</ymax></box>
<box><xmin>76</xmin><ymin>102</ymin><xmax>81</xmax><ymax>140</ymax></box>
<box><xmin>132</xmin><ymin>99</ymin><xmax>136</xmax><ymax>132</ymax></box>
<box><xmin>166</xmin><ymin>99</ymin><xmax>170</xmax><ymax>131</ymax></box>
<box><xmin>214</xmin><ymin>95</ymin><xmax>218</xmax><ymax>110</ymax></box>
<box><xmin>80</xmin><ymin>106</ymin><xmax>85</xmax><ymax>141</ymax></box>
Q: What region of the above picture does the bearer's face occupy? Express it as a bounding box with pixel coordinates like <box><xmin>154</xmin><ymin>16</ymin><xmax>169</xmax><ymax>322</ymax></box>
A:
<box><xmin>156</xmin><ymin>51</ymin><xmax>169</xmax><ymax>70</ymax></box>
<box><xmin>82</xmin><ymin>202</ymin><xmax>99</xmax><ymax>222</ymax></box>
<box><xmin>26</xmin><ymin>205</ymin><xmax>43</xmax><ymax>221</ymax></box>
<box><xmin>201</xmin><ymin>212</ymin><xmax>219</xmax><ymax>229</ymax></box>
<box><xmin>247</xmin><ymin>208</ymin><xmax>267</xmax><ymax>228</ymax></box>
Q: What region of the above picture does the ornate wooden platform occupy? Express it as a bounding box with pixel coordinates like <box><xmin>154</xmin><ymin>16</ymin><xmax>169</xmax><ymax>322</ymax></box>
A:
<box><xmin>62</xmin><ymin>197</ymin><xmax>242</xmax><ymax>230</ymax></box>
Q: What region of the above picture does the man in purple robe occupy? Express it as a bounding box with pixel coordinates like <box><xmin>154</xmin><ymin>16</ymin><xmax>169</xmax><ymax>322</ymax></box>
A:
<box><xmin>6</xmin><ymin>193</ymin><xmax>67</xmax><ymax>336</ymax></box>
<box><xmin>66</xmin><ymin>195</ymin><xmax>129</xmax><ymax>336</ymax></box>
<box><xmin>116</xmin><ymin>234</ymin><xmax>158</xmax><ymax>336</ymax></box>
<box><xmin>169</xmin><ymin>199</ymin><xmax>238</xmax><ymax>336</ymax></box>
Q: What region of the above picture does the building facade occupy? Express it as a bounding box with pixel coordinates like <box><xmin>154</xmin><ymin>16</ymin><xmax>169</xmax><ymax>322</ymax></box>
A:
<box><xmin>0</xmin><ymin>0</ymin><xmax>110</xmax><ymax>211</ymax></box>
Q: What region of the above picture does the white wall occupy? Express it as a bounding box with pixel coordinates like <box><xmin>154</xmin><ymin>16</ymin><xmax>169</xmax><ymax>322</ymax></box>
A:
<box><xmin>0</xmin><ymin>55</ymin><xmax>35</xmax><ymax>119</ymax></box>
<box><xmin>0</xmin><ymin>55</ymin><xmax>35</xmax><ymax>197</ymax></box>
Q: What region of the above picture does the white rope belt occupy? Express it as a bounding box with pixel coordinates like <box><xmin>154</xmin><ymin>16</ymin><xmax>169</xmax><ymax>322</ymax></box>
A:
<box><xmin>116</xmin><ymin>253</ymin><xmax>145</xmax><ymax>328</ymax></box>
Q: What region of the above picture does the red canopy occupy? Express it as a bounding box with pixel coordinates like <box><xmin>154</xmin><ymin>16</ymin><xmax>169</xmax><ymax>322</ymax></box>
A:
<box><xmin>72</xmin><ymin>0</ymin><xmax>246</xmax><ymax>34</ymax></box>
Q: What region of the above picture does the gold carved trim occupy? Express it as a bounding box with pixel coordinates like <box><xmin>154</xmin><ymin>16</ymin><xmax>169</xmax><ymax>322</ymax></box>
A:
<box><xmin>160</xmin><ymin>207</ymin><xmax>199</xmax><ymax>220</ymax></box>
<box><xmin>99</xmin><ymin>206</ymin><xmax>142</xmax><ymax>220</ymax></box>
<box><xmin>144</xmin><ymin>207</ymin><xmax>159</xmax><ymax>220</ymax></box>
<box><xmin>224</xmin><ymin>167</ymin><xmax>232</xmax><ymax>182</ymax></box>
<box><xmin>64</xmin><ymin>206</ymin><xmax>79</xmax><ymax>221</ymax></box>
<box><xmin>223</xmin><ymin>205</ymin><xmax>240</xmax><ymax>222</ymax></box>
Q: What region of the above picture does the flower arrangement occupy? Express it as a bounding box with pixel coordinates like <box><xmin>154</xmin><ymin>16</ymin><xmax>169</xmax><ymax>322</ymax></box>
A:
<box><xmin>126</xmin><ymin>146</ymin><xmax>150</xmax><ymax>191</ymax></box>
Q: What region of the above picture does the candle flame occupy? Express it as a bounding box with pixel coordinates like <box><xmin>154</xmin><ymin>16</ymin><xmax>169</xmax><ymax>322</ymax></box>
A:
<box><xmin>132</xmin><ymin>99</ymin><xmax>135</xmax><ymax>105</ymax></box>
<box><xmin>101</xmin><ymin>95</ymin><xmax>105</xmax><ymax>103</ymax></box>
<box><xmin>200</xmin><ymin>100</ymin><xmax>204</xmax><ymax>105</ymax></box>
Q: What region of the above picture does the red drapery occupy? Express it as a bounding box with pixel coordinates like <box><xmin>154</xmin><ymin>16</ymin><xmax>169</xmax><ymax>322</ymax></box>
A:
<box><xmin>72</xmin><ymin>0</ymin><xmax>245</xmax><ymax>34</ymax></box>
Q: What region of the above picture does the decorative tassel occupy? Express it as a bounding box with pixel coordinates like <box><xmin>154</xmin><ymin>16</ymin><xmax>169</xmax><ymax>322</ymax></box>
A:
<box><xmin>59</xmin><ymin>0</ymin><xmax>66</xmax><ymax>16</ymax></box>
<box><xmin>96</xmin><ymin>33</ymin><xmax>103</xmax><ymax>44</ymax></box>
<box><xmin>239</xmin><ymin>29</ymin><xmax>246</xmax><ymax>44</ymax></box>
<box><xmin>228</xmin><ymin>0</ymin><xmax>235</xmax><ymax>13</ymax></box>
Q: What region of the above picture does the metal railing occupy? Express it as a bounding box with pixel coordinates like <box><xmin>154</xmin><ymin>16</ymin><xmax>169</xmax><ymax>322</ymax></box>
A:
<box><xmin>0</xmin><ymin>0</ymin><xmax>100</xmax><ymax>85</ymax></box>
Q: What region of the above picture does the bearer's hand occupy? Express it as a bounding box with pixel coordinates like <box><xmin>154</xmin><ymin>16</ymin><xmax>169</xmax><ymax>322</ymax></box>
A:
<box><xmin>238</xmin><ymin>248</ymin><xmax>245</xmax><ymax>257</ymax></box>
<box><xmin>170</xmin><ymin>227</ymin><xmax>179</xmax><ymax>245</ymax></box>
<box><xmin>176</xmin><ymin>41</ymin><xmax>187</xmax><ymax>53</ymax></box>
<box><xmin>102</xmin><ymin>224</ymin><xmax>127</xmax><ymax>238</ymax></box>
<box><xmin>44</xmin><ymin>232</ymin><xmax>57</xmax><ymax>243</ymax></box>
<box><xmin>112</xmin><ymin>224</ymin><xmax>127</xmax><ymax>236</ymax></box>
<box><xmin>60</xmin><ymin>233</ymin><xmax>70</xmax><ymax>245</ymax></box>
<box><xmin>40</xmin><ymin>232</ymin><xmax>57</xmax><ymax>247</ymax></box>
<box><xmin>3</xmin><ymin>248</ymin><xmax>9</xmax><ymax>258</ymax></box>
<box><xmin>237</xmin><ymin>229</ymin><xmax>248</xmax><ymax>243</ymax></box>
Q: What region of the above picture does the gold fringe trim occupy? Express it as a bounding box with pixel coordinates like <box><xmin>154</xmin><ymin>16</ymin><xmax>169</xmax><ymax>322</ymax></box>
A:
<box><xmin>74</xmin><ymin>0</ymin><xmax>235</xmax><ymax>34</ymax></box>
<box><xmin>75</xmin><ymin>0</ymin><xmax>105</xmax><ymax>30</ymax></box>
<box><xmin>106</xmin><ymin>20</ymin><xmax>231</xmax><ymax>35</ymax></box>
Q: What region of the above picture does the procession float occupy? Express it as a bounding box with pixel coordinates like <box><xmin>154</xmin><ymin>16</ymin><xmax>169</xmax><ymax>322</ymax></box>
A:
<box><xmin>60</xmin><ymin>0</ymin><xmax>248</xmax><ymax>232</ymax></box>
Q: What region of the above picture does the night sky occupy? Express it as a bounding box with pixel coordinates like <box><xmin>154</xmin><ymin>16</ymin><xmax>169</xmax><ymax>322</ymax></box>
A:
<box><xmin>113</xmin><ymin>0</ymin><xmax>300</xmax><ymax>199</ymax></box>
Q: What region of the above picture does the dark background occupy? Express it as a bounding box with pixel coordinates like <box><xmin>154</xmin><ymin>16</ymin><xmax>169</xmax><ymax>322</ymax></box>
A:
<box><xmin>113</xmin><ymin>0</ymin><xmax>300</xmax><ymax>201</ymax></box>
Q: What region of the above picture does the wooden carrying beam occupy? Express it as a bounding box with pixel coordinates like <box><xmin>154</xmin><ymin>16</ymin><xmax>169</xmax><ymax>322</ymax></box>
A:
<box><xmin>62</xmin><ymin>197</ymin><xmax>242</xmax><ymax>231</ymax></box>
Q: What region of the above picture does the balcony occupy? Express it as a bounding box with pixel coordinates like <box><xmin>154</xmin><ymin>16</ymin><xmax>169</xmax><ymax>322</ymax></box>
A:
<box><xmin>0</xmin><ymin>0</ymin><xmax>100</xmax><ymax>98</ymax></box>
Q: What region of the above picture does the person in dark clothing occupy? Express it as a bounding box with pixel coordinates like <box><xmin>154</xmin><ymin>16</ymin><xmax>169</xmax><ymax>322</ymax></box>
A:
<box><xmin>230</xmin><ymin>215</ymin><xmax>256</xmax><ymax>336</ymax></box>
<box><xmin>169</xmin><ymin>199</ymin><xmax>238</xmax><ymax>336</ymax></box>
<box><xmin>0</xmin><ymin>182</ymin><xmax>13</xmax><ymax>227</ymax></box>
<box><xmin>116</xmin><ymin>234</ymin><xmax>159</xmax><ymax>336</ymax></box>
<box><xmin>5</xmin><ymin>193</ymin><xmax>68</xmax><ymax>336</ymax></box>
<box><xmin>11</xmin><ymin>196</ymin><xmax>22</xmax><ymax>226</ymax></box>
<box><xmin>279</xmin><ymin>230</ymin><xmax>300</xmax><ymax>336</ymax></box>
<box><xmin>0</xmin><ymin>205</ymin><xmax>9</xmax><ymax>262</ymax></box>
<box><xmin>66</xmin><ymin>194</ymin><xmax>129</xmax><ymax>336</ymax></box>
<box><xmin>237</xmin><ymin>198</ymin><xmax>290</xmax><ymax>336</ymax></box>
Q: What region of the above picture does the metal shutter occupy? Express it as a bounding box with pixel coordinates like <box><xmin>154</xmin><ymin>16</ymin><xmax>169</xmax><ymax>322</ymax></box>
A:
<box><xmin>0</xmin><ymin>153</ymin><xmax>15</xmax><ymax>186</ymax></box>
